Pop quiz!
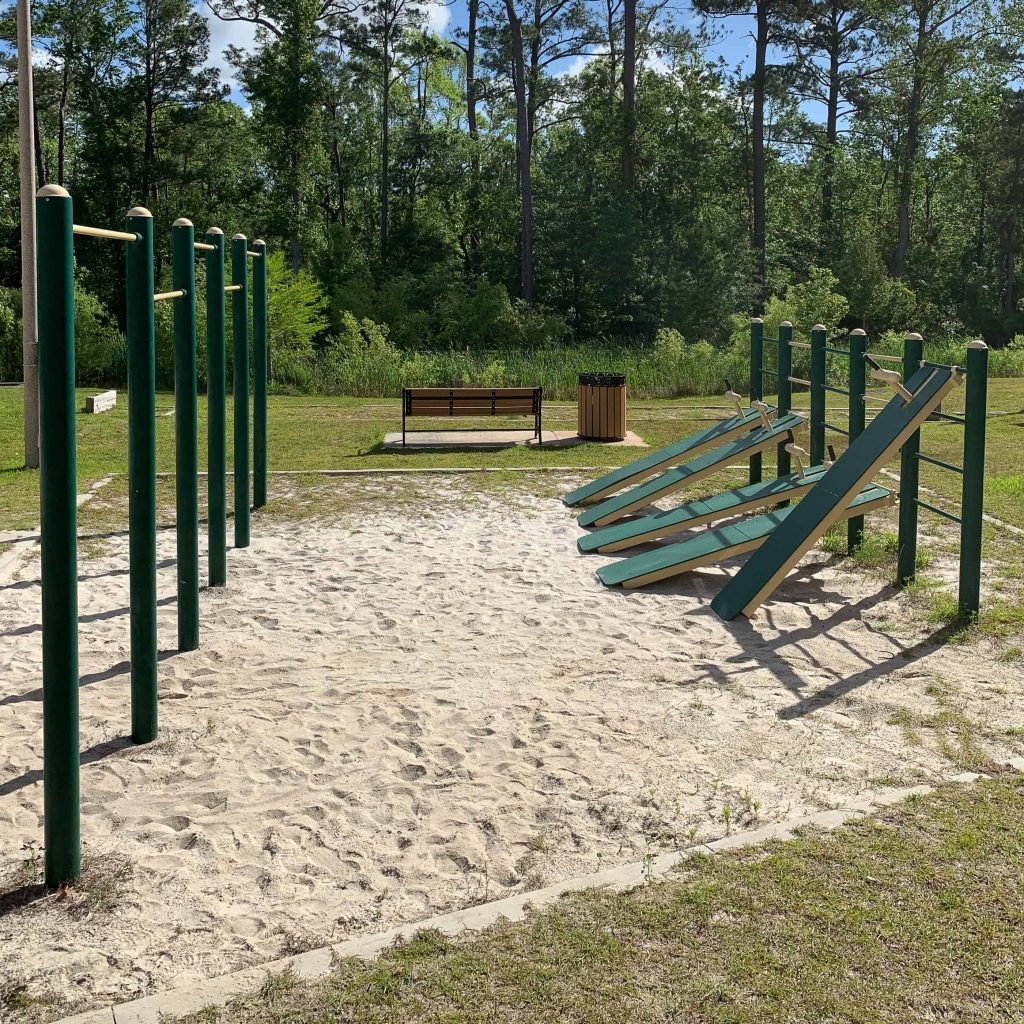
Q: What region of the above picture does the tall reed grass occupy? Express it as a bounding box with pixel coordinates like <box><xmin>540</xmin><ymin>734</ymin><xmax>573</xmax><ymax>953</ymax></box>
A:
<box><xmin>304</xmin><ymin>333</ymin><xmax>1024</xmax><ymax>400</ymax></box>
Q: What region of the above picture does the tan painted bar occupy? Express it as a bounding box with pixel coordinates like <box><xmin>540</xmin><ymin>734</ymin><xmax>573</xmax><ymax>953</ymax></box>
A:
<box><xmin>194</xmin><ymin>241</ymin><xmax>217</xmax><ymax>252</ymax></box>
<box><xmin>73</xmin><ymin>224</ymin><xmax>137</xmax><ymax>242</ymax></box>
<box><xmin>153</xmin><ymin>289</ymin><xmax>186</xmax><ymax>302</ymax></box>
<box><xmin>225</xmin><ymin>284</ymin><xmax>241</xmax><ymax>292</ymax></box>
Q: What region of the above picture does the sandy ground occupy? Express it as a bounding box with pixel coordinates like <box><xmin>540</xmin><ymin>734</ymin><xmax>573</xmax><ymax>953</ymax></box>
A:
<box><xmin>1</xmin><ymin>476</ymin><xmax>1022</xmax><ymax>1018</ymax></box>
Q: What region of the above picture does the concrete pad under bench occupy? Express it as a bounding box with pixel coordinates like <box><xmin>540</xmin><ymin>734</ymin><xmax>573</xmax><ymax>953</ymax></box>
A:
<box><xmin>382</xmin><ymin>429</ymin><xmax>647</xmax><ymax>450</ymax></box>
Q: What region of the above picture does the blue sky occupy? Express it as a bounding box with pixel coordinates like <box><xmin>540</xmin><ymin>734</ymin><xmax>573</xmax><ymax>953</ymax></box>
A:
<box><xmin>199</xmin><ymin>1</ymin><xmax>781</xmax><ymax>108</ymax></box>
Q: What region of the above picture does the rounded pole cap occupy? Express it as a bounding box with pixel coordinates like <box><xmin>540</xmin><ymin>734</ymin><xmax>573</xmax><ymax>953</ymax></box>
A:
<box><xmin>253</xmin><ymin>238</ymin><xmax>266</xmax><ymax>247</ymax></box>
<box><xmin>172</xmin><ymin>217</ymin><xmax>194</xmax><ymax>228</ymax></box>
<box><xmin>850</xmin><ymin>328</ymin><xmax>867</xmax><ymax>336</ymax></box>
<box><xmin>750</xmin><ymin>317</ymin><xmax>763</xmax><ymax>324</ymax></box>
<box><xmin>37</xmin><ymin>183</ymin><xmax>70</xmax><ymax>198</ymax></box>
<box><xmin>967</xmin><ymin>339</ymin><xmax>989</xmax><ymax>350</ymax></box>
<box><xmin>231</xmin><ymin>232</ymin><xmax>247</xmax><ymax>241</ymax></box>
<box><xmin>207</xmin><ymin>226</ymin><xmax>224</xmax><ymax>236</ymax></box>
<box><xmin>906</xmin><ymin>332</ymin><xmax>923</xmax><ymax>341</ymax></box>
<box><xmin>779</xmin><ymin>320</ymin><xmax>792</xmax><ymax>328</ymax></box>
<box><xmin>812</xmin><ymin>324</ymin><xmax>827</xmax><ymax>332</ymax></box>
<box><xmin>127</xmin><ymin>206</ymin><xmax>153</xmax><ymax>219</ymax></box>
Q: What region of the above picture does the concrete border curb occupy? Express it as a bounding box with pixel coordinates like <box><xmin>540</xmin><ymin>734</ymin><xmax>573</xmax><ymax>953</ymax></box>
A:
<box><xmin>51</xmin><ymin>766</ymin><xmax>1024</xmax><ymax>1024</ymax></box>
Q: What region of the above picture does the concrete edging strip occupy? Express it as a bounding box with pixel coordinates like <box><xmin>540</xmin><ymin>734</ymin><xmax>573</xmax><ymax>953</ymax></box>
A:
<box><xmin>53</xmin><ymin>768</ymin><xmax>1024</xmax><ymax>1024</ymax></box>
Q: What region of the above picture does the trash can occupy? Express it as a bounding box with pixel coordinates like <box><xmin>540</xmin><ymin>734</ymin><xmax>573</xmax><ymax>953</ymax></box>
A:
<box><xmin>578</xmin><ymin>372</ymin><xmax>627</xmax><ymax>441</ymax></box>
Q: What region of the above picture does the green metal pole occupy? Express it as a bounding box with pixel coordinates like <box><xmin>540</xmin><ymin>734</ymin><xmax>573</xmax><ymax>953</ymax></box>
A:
<box><xmin>36</xmin><ymin>184</ymin><xmax>80</xmax><ymax>886</ymax></box>
<box><xmin>232</xmin><ymin>234</ymin><xmax>250</xmax><ymax>548</ymax></box>
<box><xmin>206</xmin><ymin>228</ymin><xmax>227</xmax><ymax>586</ymax></box>
<box><xmin>809</xmin><ymin>324</ymin><xmax>826</xmax><ymax>466</ymax></box>
<box><xmin>125</xmin><ymin>206</ymin><xmax>158</xmax><ymax>744</ymax></box>
<box><xmin>252</xmin><ymin>239</ymin><xmax>268</xmax><ymax>509</ymax></box>
<box><xmin>847</xmin><ymin>328</ymin><xmax>867</xmax><ymax>553</ymax></box>
<box><xmin>897</xmin><ymin>332</ymin><xmax>924</xmax><ymax>586</ymax></box>
<box><xmin>749</xmin><ymin>317</ymin><xmax>763</xmax><ymax>484</ymax></box>
<box><xmin>777</xmin><ymin>321</ymin><xmax>793</xmax><ymax>479</ymax></box>
<box><xmin>172</xmin><ymin>219</ymin><xmax>199</xmax><ymax>651</ymax></box>
<box><xmin>958</xmin><ymin>340</ymin><xmax>989</xmax><ymax>617</ymax></box>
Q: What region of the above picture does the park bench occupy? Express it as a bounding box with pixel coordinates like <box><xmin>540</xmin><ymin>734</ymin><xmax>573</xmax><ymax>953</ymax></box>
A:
<box><xmin>402</xmin><ymin>386</ymin><xmax>543</xmax><ymax>446</ymax></box>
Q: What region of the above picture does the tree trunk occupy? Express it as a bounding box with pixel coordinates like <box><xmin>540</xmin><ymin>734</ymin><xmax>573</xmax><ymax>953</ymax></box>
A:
<box><xmin>820</xmin><ymin>32</ymin><xmax>840</xmax><ymax>255</ymax></box>
<box><xmin>466</xmin><ymin>0</ymin><xmax>481</xmax><ymax>272</ymax></box>
<box><xmin>751</xmin><ymin>0</ymin><xmax>768</xmax><ymax>306</ymax></box>
<box><xmin>381</xmin><ymin>61</ymin><xmax>390</xmax><ymax>254</ymax></box>
<box><xmin>891</xmin><ymin>13</ymin><xmax>926</xmax><ymax>279</ymax></box>
<box><xmin>505</xmin><ymin>0</ymin><xmax>534</xmax><ymax>304</ymax></box>
<box><xmin>622</xmin><ymin>0</ymin><xmax>636</xmax><ymax>185</ymax></box>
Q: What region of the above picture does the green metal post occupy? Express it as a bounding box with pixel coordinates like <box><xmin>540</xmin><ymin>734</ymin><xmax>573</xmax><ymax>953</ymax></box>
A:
<box><xmin>749</xmin><ymin>317</ymin><xmax>764</xmax><ymax>484</ymax></box>
<box><xmin>232</xmin><ymin>234</ymin><xmax>250</xmax><ymax>548</ymax></box>
<box><xmin>847</xmin><ymin>329</ymin><xmax>867</xmax><ymax>552</ymax></box>
<box><xmin>206</xmin><ymin>228</ymin><xmax>227</xmax><ymax>586</ymax></box>
<box><xmin>809</xmin><ymin>325</ymin><xmax>826</xmax><ymax>466</ymax></box>
<box><xmin>897</xmin><ymin>332</ymin><xmax>924</xmax><ymax>586</ymax></box>
<box><xmin>777</xmin><ymin>321</ymin><xmax>793</xmax><ymax>479</ymax></box>
<box><xmin>36</xmin><ymin>184</ymin><xmax>80</xmax><ymax>886</ymax></box>
<box><xmin>252</xmin><ymin>239</ymin><xmax>268</xmax><ymax>509</ymax></box>
<box><xmin>172</xmin><ymin>219</ymin><xmax>199</xmax><ymax>651</ymax></box>
<box><xmin>958</xmin><ymin>341</ymin><xmax>989</xmax><ymax>617</ymax></box>
<box><xmin>125</xmin><ymin>206</ymin><xmax>158</xmax><ymax>743</ymax></box>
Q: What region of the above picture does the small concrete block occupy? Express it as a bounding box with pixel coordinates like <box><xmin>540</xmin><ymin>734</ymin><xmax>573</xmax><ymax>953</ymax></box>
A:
<box><xmin>86</xmin><ymin>390</ymin><xmax>117</xmax><ymax>414</ymax></box>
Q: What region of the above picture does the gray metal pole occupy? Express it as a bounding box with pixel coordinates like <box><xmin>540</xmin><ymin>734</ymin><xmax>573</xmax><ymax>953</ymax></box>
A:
<box><xmin>17</xmin><ymin>0</ymin><xmax>39</xmax><ymax>469</ymax></box>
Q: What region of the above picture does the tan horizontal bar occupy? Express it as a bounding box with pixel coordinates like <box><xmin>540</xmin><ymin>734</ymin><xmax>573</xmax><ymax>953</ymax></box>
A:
<box><xmin>194</xmin><ymin>241</ymin><xmax>217</xmax><ymax>252</ymax></box>
<box><xmin>866</xmin><ymin>352</ymin><xmax>903</xmax><ymax>363</ymax></box>
<box><xmin>225</xmin><ymin>284</ymin><xmax>241</xmax><ymax>292</ymax></box>
<box><xmin>247</xmin><ymin>250</ymin><xmax>261</xmax><ymax>258</ymax></box>
<box><xmin>153</xmin><ymin>289</ymin><xmax>186</xmax><ymax>302</ymax></box>
<box><xmin>788</xmin><ymin>376</ymin><xmax>812</xmax><ymax>387</ymax></box>
<box><xmin>788</xmin><ymin>341</ymin><xmax>811</xmax><ymax>350</ymax></box>
<box><xmin>73</xmin><ymin>223</ymin><xmax>137</xmax><ymax>242</ymax></box>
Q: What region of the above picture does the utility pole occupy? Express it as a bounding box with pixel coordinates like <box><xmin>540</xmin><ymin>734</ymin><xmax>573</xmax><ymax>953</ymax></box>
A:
<box><xmin>17</xmin><ymin>0</ymin><xmax>40</xmax><ymax>469</ymax></box>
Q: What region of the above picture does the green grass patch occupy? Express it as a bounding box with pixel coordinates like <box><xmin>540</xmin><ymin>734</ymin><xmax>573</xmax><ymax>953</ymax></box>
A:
<box><xmin>180</xmin><ymin>776</ymin><xmax>1024</xmax><ymax>1024</ymax></box>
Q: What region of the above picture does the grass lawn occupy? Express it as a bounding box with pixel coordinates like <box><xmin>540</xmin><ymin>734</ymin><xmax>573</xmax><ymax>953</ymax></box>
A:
<box><xmin>182</xmin><ymin>773</ymin><xmax>1024</xmax><ymax>1024</ymax></box>
<box><xmin>2</xmin><ymin>380</ymin><xmax>1023</xmax><ymax>531</ymax></box>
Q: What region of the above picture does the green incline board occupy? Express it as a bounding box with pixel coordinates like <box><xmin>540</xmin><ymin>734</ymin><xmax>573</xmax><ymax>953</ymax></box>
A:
<box><xmin>711</xmin><ymin>363</ymin><xmax>962</xmax><ymax>620</ymax></box>
<box><xmin>563</xmin><ymin>405</ymin><xmax>773</xmax><ymax>507</ymax></box>
<box><xmin>577</xmin><ymin>412</ymin><xmax>805</xmax><ymax>529</ymax></box>
<box><xmin>596</xmin><ymin>483</ymin><xmax>894</xmax><ymax>589</ymax></box>
<box><xmin>578</xmin><ymin>466</ymin><xmax>828</xmax><ymax>554</ymax></box>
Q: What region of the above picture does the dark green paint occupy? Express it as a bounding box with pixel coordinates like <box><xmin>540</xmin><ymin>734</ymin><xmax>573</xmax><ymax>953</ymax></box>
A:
<box><xmin>206</xmin><ymin>231</ymin><xmax>227</xmax><ymax>587</ymax></box>
<box><xmin>232</xmin><ymin>235</ymin><xmax>250</xmax><ymax>548</ymax></box>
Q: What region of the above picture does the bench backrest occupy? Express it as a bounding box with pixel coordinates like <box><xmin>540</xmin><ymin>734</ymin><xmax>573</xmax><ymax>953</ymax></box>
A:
<box><xmin>404</xmin><ymin>387</ymin><xmax>541</xmax><ymax>417</ymax></box>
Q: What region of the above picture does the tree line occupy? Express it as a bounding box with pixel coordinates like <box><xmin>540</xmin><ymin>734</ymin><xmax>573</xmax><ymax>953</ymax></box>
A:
<box><xmin>1</xmin><ymin>0</ymin><xmax>1023</xmax><ymax>388</ymax></box>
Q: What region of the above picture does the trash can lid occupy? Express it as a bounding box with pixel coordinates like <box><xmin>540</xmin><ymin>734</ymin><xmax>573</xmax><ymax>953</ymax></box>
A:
<box><xmin>578</xmin><ymin>372</ymin><xmax>627</xmax><ymax>386</ymax></box>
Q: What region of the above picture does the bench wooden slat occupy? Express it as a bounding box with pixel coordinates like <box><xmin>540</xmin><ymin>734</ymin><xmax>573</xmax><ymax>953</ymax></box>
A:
<box><xmin>406</xmin><ymin>387</ymin><xmax>538</xmax><ymax>399</ymax></box>
<box><xmin>410</xmin><ymin>404</ymin><xmax>538</xmax><ymax>416</ymax></box>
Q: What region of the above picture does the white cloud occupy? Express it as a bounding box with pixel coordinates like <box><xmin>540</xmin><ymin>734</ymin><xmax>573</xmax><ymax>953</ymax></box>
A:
<box><xmin>417</xmin><ymin>1</ymin><xmax>452</xmax><ymax>35</ymax></box>
<box><xmin>199</xmin><ymin>3</ymin><xmax>260</xmax><ymax>79</ymax></box>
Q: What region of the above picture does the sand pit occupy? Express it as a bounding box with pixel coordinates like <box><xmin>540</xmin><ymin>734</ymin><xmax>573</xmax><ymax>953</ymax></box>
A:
<box><xmin>1</xmin><ymin>475</ymin><xmax>1022</xmax><ymax>1017</ymax></box>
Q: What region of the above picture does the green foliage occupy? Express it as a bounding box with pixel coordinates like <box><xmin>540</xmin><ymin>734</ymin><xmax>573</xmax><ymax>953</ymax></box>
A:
<box><xmin>266</xmin><ymin>252</ymin><xmax>330</xmax><ymax>388</ymax></box>
<box><xmin>0</xmin><ymin>288</ymin><xmax>19</xmax><ymax>381</ymax></box>
<box><xmin>74</xmin><ymin>283</ymin><xmax>126</xmax><ymax>385</ymax></box>
<box><xmin>764</xmin><ymin>267</ymin><xmax>851</xmax><ymax>340</ymax></box>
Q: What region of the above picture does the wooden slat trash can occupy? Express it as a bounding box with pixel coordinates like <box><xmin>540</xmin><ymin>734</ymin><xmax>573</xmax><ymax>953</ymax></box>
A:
<box><xmin>578</xmin><ymin>372</ymin><xmax>627</xmax><ymax>441</ymax></box>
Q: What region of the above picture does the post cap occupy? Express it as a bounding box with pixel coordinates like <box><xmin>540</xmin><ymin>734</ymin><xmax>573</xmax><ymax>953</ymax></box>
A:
<box><xmin>232</xmin><ymin>232</ymin><xmax>247</xmax><ymax>240</ymax></box>
<box><xmin>37</xmin><ymin>183</ymin><xmax>70</xmax><ymax>198</ymax></box>
<box><xmin>172</xmin><ymin>217</ymin><xmax>194</xmax><ymax>228</ymax></box>
<box><xmin>850</xmin><ymin>328</ymin><xmax>867</xmax><ymax>336</ymax></box>
<box><xmin>207</xmin><ymin>226</ymin><xmax>224</xmax><ymax>235</ymax></box>
<box><xmin>126</xmin><ymin>206</ymin><xmax>153</xmax><ymax>219</ymax></box>
<box><xmin>253</xmin><ymin>238</ymin><xmax>266</xmax><ymax>247</ymax></box>
<box><xmin>812</xmin><ymin>324</ymin><xmax>826</xmax><ymax>332</ymax></box>
<box><xmin>750</xmin><ymin>317</ymin><xmax>763</xmax><ymax>324</ymax></box>
<box><xmin>967</xmin><ymin>339</ymin><xmax>989</xmax><ymax>349</ymax></box>
<box><xmin>906</xmin><ymin>332</ymin><xmax>923</xmax><ymax>341</ymax></box>
<box><xmin>779</xmin><ymin>321</ymin><xmax>792</xmax><ymax>328</ymax></box>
